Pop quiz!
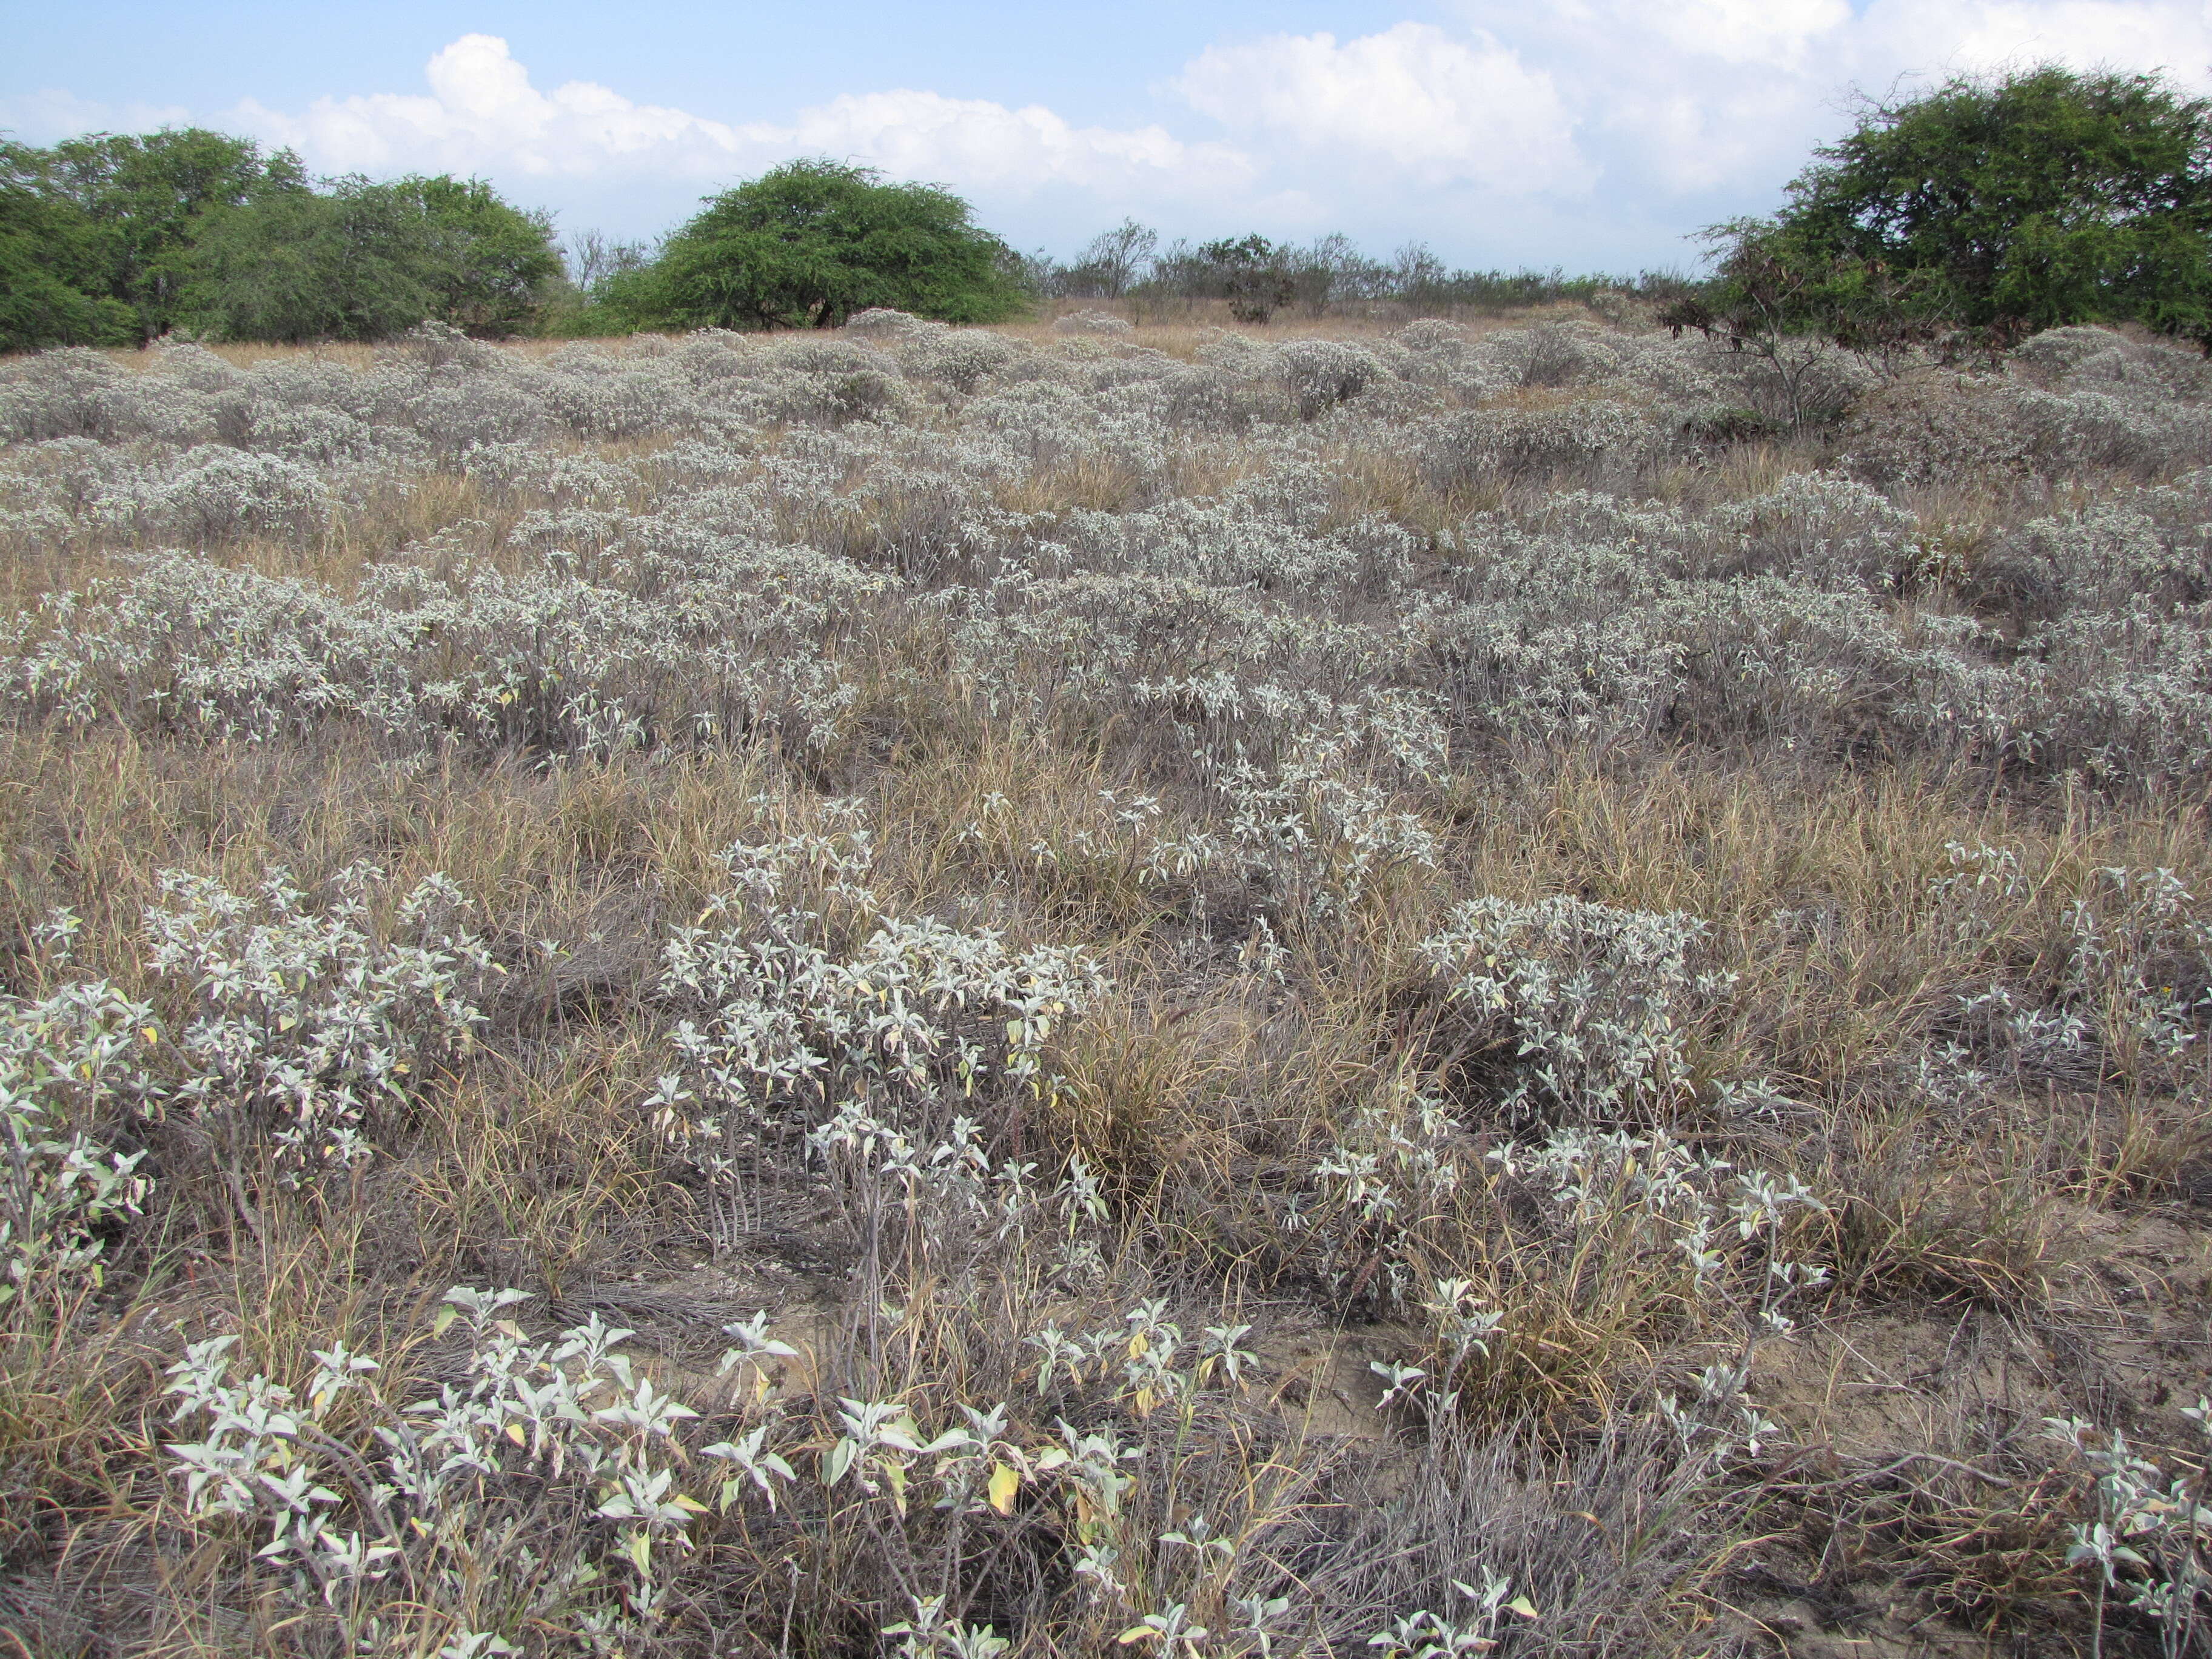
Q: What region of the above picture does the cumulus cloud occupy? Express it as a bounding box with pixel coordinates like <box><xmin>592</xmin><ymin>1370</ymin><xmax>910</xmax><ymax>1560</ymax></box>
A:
<box><xmin>1642</xmin><ymin>0</ymin><xmax>1854</xmax><ymax>70</ymax></box>
<box><xmin>777</xmin><ymin>89</ymin><xmax>1254</xmax><ymax>198</ymax></box>
<box><xmin>15</xmin><ymin>5</ymin><xmax>2212</xmax><ymax>266</ymax></box>
<box><xmin>1176</xmin><ymin>23</ymin><xmax>1587</xmax><ymax>193</ymax></box>
<box><xmin>0</xmin><ymin>86</ymin><xmax>193</xmax><ymax>143</ymax></box>
<box><xmin>1437</xmin><ymin>0</ymin><xmax>2212</xmax><ymax>205</ymax></box>
<box><xmin>1867</xmin><ymin>0</ymin><xmax>2212</xmax><ymax>81</ymax></box>
<box><xmin>229</xmin><ymin>34</ymin><xmax>1249</xmax><ymax>203</ymax></box>
<box><xmin>230</xmin><ymin>36</ymin><xmax>740</xmax><ymax>179</ymax></box>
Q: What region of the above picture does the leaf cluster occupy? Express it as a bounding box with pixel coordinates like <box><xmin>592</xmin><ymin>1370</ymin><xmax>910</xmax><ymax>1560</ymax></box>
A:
<box><xmin>183</xmin><ymin>173</ymin><xmax>560</xmax><ymax>344</ymax></box>
<box><xmin>1</xmin><ymin>128</ymin><xmax>306</xmax><ymax>347</ymax></box>
<box><xmin>636</xmin><ymin>159</ymin><xmax>1027</xmax><ymax>331</ymax></box>
<box><xmin>1677</xmin><ymin>66</ymin><xmax>2212</xmax><ymax>357</ymax></box>
<box><xmin>0</xmin><ymin>128</ymin><xmax>562</xmax><ymax>349</ymax></box>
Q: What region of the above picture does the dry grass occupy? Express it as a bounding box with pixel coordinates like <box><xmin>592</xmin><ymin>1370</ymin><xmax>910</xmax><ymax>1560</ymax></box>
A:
<box><xmin>1</xmin><ymin>311</ymin><xmax>2207</xmax><ymax>1658</ymax></box>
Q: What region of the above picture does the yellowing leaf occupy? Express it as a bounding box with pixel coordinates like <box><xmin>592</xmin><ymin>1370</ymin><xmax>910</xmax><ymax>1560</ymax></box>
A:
<box><xmin>987</xmin><ymin>1461</ymin><xmax>1020</xmax><ymax>1515</ymax></box>
<box><xmin>505</xmin><ymin>1422</ymin><xmax>527</xmax><ymax>1446</ymax></box>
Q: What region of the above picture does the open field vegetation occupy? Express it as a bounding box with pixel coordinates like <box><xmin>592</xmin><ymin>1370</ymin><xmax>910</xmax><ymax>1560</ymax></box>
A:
<box><xmin>0</xmin><ymin>295</ymin><xmax>2208</xmax><ymax>1658</ymax></box>
<box><xmin>1</xmin><ymin>129</ymin><xmax>1679</xmax><ymax>353</ymax></box>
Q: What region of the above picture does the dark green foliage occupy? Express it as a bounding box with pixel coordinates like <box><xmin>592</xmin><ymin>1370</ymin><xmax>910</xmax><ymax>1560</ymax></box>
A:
<box><xmin>539</xmin><ymin>232</ymin><xmax>660</xmax><ymax>338</ymax></box>
<box><xmin>0</xmin><ymin>178</ymin><xmax>138</xmax><ymax>349</ymax></box>
<box><xmin>183</xmin><ymin>173</ymin><xmax>560</xmax><ymax>344</ymax></box>
<box><xmin>398</xmin><ymin>175</ymin><xmax>561</xmax><ymax>336</ymax></box>
<box><xmin>1407</xmin><ymin>266</ymin><xmax>1696</xmax><ymax>313</ymax></box>
<box><xmin>643</xmin><ymin>159</ymin><xmax>1025</xmax><ymax>330</ymax></box>
<box><xmin>1681</xmin><ymin>67</ymin><xmax>2212</xmax><ymax>353</ymax></box>
<box><xmin>1</xmin><ymin>129</ymin><xmax>309</xmax><ymax>343</ymax></box>
<box><xmin>1141</xmin><ymin>233</ymin><xmax>1315</xmax><ymax>322</ymax></box>
<box><xmin>183</xmin><ymin>179</ymin><xmax>434</xmax><ymax>344</ymax></box>
<box><xmin>1196</xmin><ymin>235</ymin><xmax>1301</xmax><ymax>324</ymax></box>
<box><xmin>0</xmin><ymin>127</ymin><xmax>557</xmax><ymax>349</ymax></box>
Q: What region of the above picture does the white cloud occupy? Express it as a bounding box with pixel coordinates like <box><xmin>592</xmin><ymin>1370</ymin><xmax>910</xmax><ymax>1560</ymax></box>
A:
<box><xmin>1861</xmin><ymin>0</ymin><xmax>2212</xmax><ymax>82</ymax></box>
<box><xmin>1176</xmin><ymin>23</ymin><xmax>1586</xmax><ymax>193</ymax></box>
<box><xmin>15</xmin><ymin>6</ymin><xmax>2212</xmax><ymax>267</ymax></box>
<box><xmin>1446</xmin><ymin>0</ymin><xmax>2212</xmax><ymax>204</ymax></box>
<box><xmin>0</xmin><ymin>87</ymin><xmax>192</xmax><ymax>144</ymax></box>
<box><xmin>230</xmin><ymin>35</ymin><xmax>748</xmax><ymax>179</ymax></box>
<box><xmin>229</xmin><ymin>34</ymin><xmax>1248</xmax><ymax>203</ymax></box>
<box><xmin>779</xmin><ymin>90</ymin><xmax>1253</xmax><ymax>198</ymax></box>
<box><xmin>1647</xmin><ymin>0</ymin><xmax>1852</xmax><ymax>68</ymax></box>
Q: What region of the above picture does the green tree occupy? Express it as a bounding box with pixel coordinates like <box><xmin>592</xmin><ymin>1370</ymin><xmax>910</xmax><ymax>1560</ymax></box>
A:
<box><xmin>1681</xmin><ymin>66</ymin><xmax>2212</xmax><ymax>354</ymax></box>
<box><xmin>1196</xmin><ymin>235</ymin><xmax>1299</xmax><ymax>324</ymax></box>
<box><xmin>643</xmin><ymin>159</ymin><xmax>1024</xmax><ymax>330</ymax></box>
<box><xmin>0</xmin><ymin>176</ymin><xmax>137</xmax><ymax>349</ymax></box>
<box><xmin>2</xmin><ymin>128</ymin><xmax>309</xmax><ymax>341</ymax></box>
<box><xmin>397</xmin><ymin>175</ymin><xmax>561</xmax><ymax>335</ymax></box>
<box><xmin>184</xmin><ymin>178</ymin><xmax>434</xmax><ymax>344</ymax></box>
<box><xmin>184</xmin><ymin>173</ymin><xmax>560</xmax><ymax>343</ymax></box>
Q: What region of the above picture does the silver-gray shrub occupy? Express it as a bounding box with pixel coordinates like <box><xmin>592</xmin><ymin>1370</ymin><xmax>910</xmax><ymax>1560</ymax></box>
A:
<box><xmin>1052</xmin><ymin>308</ymin><xmax>1133</xmax><ymax>337</ymax></box>
<box><xmin>1419</xmin><ymin>896</ymin><xmax>1731</xmax><ymax>1125</ymax></box>
<box><xmin>0</xmin><ymin>972</ymin><xmax>159</xmax><ymax>1332</ymax></box>
<box><xmin>1845</xmin><ymin>346</ymin><xmax>2212</xmax><ymax>485</ymax></box>
<box><xmin>1700</xmin><ymin>469</ymin><xmax>1920</xmax><ymax>589</ymax></box>
<box><xmin>0</xmin><ymin>347</ymin><xmax>134</xmax><ymax>442</ymax></box>
<box><xmin>902</xmin><ymin>329</ymin><xmax>1027</xmax><ymax>396</ymax></box>
<box><xmin>537</xmin><ymin>343</ymin><xmax>699</xmax><ymax>439</ymax></box>
<box><xmin>1977</xmin><ymin>470</ymin><xmax>2212</xmax><ymax>615</ymax></box>
<box><xmin>1278</xmin><ymin>338</ymin><xmax>1385</xmax><ymax>418</ymax></box>
<box><xmin>92</xmin><ymin>443</ymin><xmax>331</xmax><ymax>545</ymax></box>
<box><xmin>1043</xmin><ymin>459</ymin><xmax>1406</xmax><ymax>598</ymax></box>
<box><xmin>1421</xmin><ymin>398</ymin><xmax>1672</xmax><ymax>491</ymax></box>
<box><xmin>9</xmin><ymin>317</ymin><xmax>2212</xmax><ymax>806</ymax></box>
<box><xmin>1840</xmin><ymin>372</ymin><xmax>2039</xmax><ymax>484</ymax></box>
<box><xmin>379</xmin><ymin>318</ymin><xmax>503</xmax><ymax>372</ymax></box>
<box><xmin>1938</xmin><ymin>847</ymin><xmax>2212</xmax><ymax>1084</ymax></box>
<box><xmin>1466</xmin><ymin>320</ymin><xmax>1702</xmax><ymax>395</ymax></box>
<box><xmin>1386</xmin><ymin>319</ymin><xmax>1507</xmax><ymax>405</ymax></box>
<box><xmin>2009</xmin><ymin>384</ymin><xmax>2212</xmax><ymax>475</ymax></box>
<box><xmin>144</xmin><ymin>863</ymin><xmax>497</xmax><ymax>1179</ymax></box>
<box><xmin>2009</xmin><ymin>323</ymin><xmax>2212</xmax><ymax>404</ymax></box>
<box><xmin>238</xmin><ymin>401</ymin><xmax>392</xmax><ymax>466</ymax></box>
<box><xmin>843</xmin><ymin>306</ymin><xmax>939</xmax><ymax>342</ymax></box>
<box><xmin>0</xmin><ymin>537</ymin><xmax>883</xmax><ymax>755</ymax></box>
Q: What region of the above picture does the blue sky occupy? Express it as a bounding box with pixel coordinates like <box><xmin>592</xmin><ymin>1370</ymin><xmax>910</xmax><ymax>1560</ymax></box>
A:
<box><xmin>7</xmin><ymin>1</ymin><xmax>2211</xmax><ymax>271</ymax></box>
